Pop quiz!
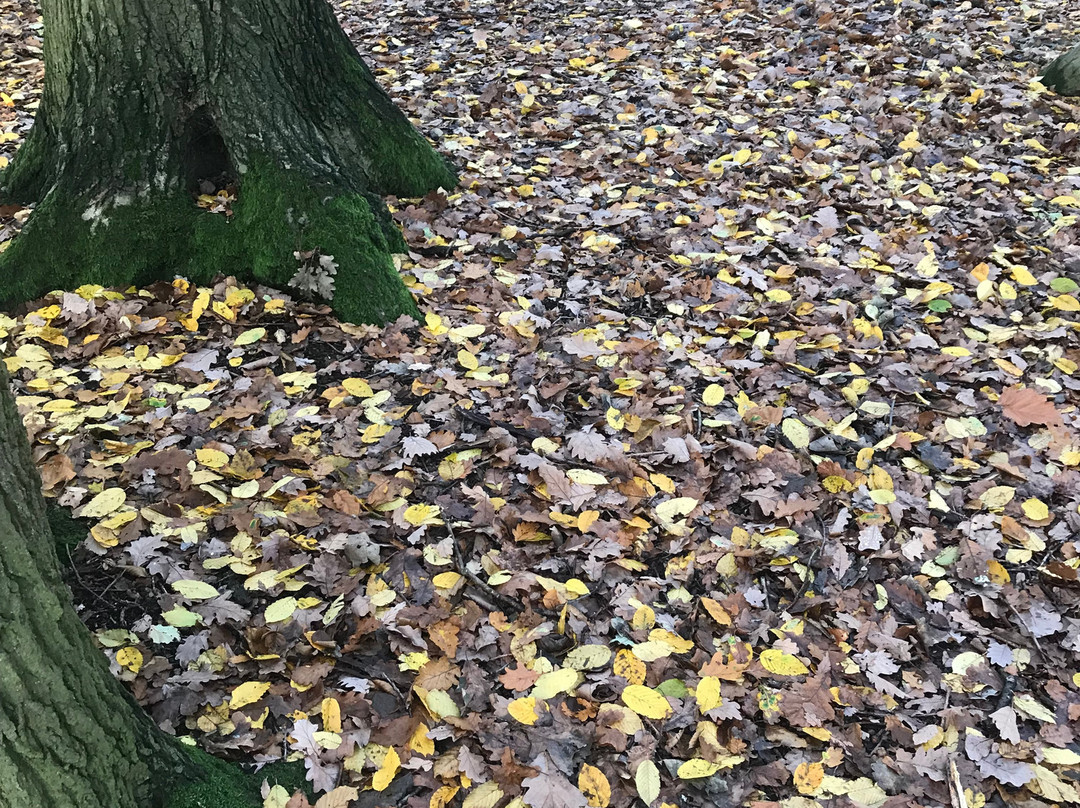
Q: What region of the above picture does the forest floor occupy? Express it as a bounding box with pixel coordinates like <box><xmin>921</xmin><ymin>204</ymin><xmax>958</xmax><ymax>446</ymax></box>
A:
<box><xmin>3</xmin><ymin>1</ymin><xmax>1080</xmax><ymax>807</ymax></box>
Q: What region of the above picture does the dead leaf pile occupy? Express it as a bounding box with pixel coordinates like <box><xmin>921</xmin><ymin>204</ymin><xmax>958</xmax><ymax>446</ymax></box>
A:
<box><xmin>2</xmin><ymin>0</ymin><xmax>1080</xmax><ymax>807</ymax></box>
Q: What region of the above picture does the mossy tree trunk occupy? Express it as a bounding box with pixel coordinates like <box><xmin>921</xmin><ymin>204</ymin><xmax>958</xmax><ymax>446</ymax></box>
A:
<box><xmin>0</xmin><ymin>364</ymin><xmax>196</xmax><ymax>807</ymax></box>
<box><xmin>1041</xmin><ymin>44</ymin><xmax>1080</xmax><ymax>96</ymax></box>
<box><xmin>0</xmin><ymin>0</ymin><xmax>456</xmax><ymax>324</ymax></box>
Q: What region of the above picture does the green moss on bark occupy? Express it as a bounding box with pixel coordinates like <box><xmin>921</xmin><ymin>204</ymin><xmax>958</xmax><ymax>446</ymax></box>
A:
<box><xmin>0</xmin><ymin>159</ymin><xmax>420</xmax><ymax>325</ymax></box>
<box><xmin>198</xmin><ymin>159</ymin><xmax>420</xmax><ymax>324</ymax></box>
<box><xmin>339</xmin><ymin>60</ymin><xmax>457</xmax><ymax>197</ymax></box>
<box><xmin>0</xmin><ymin>118</ymin><xmax>56</xmax><ymax>204</ymax></box>
<box><xmin>45</xmin><ymin>503</ymin><xmax>88</xmax><ymax>566</ymax></box>
<box><xmin>1041</xmin><ymin>44</ymin><xmax>1080</xmax><ymax>96</ymax></box>
<box><xmin>163</xmin><ymin>747</ymin><xmax>312</xmax><ymax>808</ymax></box>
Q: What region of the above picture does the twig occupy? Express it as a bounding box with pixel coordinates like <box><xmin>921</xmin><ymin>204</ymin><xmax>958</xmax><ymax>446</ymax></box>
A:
<box><xmin>948</xmin><ymin>759</ymin><xmax>968</xmax><ymax>808</ymax></box>
<box><xmin>1004</xmin><ymin>600</ymin><xmax>1045</xmax><ymax>661</ymax></box>
<box><xmin>446</xmin><ymin>521</ymin><xmax>538</xmax><ymax>617</ymax></box>
<box><xmin>454</xmin><ymin>406</ymin><xmax>540</xmax><ymax>440</ymax></box>
<box><xmin>792</xmin><ymin>512</ymin><xmax>829</xmax><ymax>603</ymax></box>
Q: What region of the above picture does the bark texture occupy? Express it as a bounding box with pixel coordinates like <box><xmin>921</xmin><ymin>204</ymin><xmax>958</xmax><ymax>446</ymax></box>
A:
<box><xmin>0</xmin><ymin>0</ymin><xmax>455</xmax><ymax>324</ymax></box>
<box><xmin>1041</xmin><ymin>44</ymin><xmax>1080</xmax><ymax>96</ymax></box>
<box><xmin>0</xmin><ymin>364</ymin><xmax>194</xmax><ymax>808</ymax></box>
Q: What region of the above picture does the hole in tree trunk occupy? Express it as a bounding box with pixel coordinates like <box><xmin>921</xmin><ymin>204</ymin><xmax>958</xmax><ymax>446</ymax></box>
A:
<box><xmin>181</xmin><ymin>106</ymin><xmax>234</xmax><ymax>197</ymax></box>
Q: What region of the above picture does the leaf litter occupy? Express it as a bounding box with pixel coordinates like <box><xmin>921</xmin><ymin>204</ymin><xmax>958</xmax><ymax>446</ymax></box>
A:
<box><xmin>3</xmin><ymin>0</ymin><xmax>1080</xmax><ymax>806</ymax></box>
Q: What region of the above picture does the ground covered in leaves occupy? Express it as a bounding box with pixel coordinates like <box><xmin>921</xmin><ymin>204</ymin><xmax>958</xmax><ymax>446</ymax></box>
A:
<box><xmin>3</xmin><ymin>0</ymin><xmax>1080</xmax><ymax>807</ymax></box>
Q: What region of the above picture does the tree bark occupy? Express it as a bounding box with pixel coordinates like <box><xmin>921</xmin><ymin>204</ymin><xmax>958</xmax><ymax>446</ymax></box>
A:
<box><xmin>0</xmin><ymin>363</ymin><xmax>194</xmax><ymax>807</ymax></box>
<box><xmin>1041</xmin><ymin>44</ymin><xmax>1080</xmax><ymax>96</ymax></box>
<box><xmin>0</xmin><ymin>0</ymin><xmax>456</xmax><ymax>325</ymax></box>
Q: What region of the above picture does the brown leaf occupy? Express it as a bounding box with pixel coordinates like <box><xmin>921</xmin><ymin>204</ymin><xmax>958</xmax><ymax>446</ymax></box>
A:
<box><xmin>39</xmin><ymin>452</ymin><xmax>76</xmax><ymax>491</ymax></box>
<box><xmin>499</xmin><ymin>661</ymin><xmax>541</xmax><ymax>692</ymax></box>
<box><xmin>414</xmin><ymin>656</ymin><xmax>461</xmax><ymax>691</ymax></box>
<box><xmin>999</xmin><ymin>386</ymin><xmax>1063</xmax><ymax>427</ymax></box>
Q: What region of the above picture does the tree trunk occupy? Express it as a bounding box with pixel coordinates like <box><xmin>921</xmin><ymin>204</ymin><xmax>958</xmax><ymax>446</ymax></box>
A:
<box><xmin>0</xmin><ymin>0</ymin><xmax>456</xmax><ymax>325</ymax></box>
<box><xmin>0</xmin><ymin>363</ymin><xmax>195</xmax><ymax>807</ymax></box>
<box><xmin>1041</xmin><ymin>44</ymin><xmax>1080</xmax><ymax>96</ymax></box>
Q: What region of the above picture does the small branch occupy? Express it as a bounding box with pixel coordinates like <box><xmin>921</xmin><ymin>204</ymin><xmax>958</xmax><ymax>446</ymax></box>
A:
<box><xmin>1004</xmin><ymin>600</ymin><xmax>1045</xmax><ymax>661</ymax></box>
<box><xmin>446</xmin><ymin>520</ymin><xmax>528</xmax><ymax>616</ymax></box>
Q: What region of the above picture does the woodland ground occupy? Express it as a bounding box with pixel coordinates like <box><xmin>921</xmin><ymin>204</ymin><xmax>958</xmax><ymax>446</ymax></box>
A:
<box><xmin>2</xmin><ymin>1</ymin><xmax>1080</xmax><ymax>807</ymax></box>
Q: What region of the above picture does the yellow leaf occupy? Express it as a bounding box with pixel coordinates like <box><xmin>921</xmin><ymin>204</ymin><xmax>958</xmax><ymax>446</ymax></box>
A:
<box><xmin>869</xmin><ymin>489</ymin><xmax>896</xmax><ymax>505</ymax></box>
<box><xmin>196</xmin><ymin>447</ymin><xmax>229</xmax><ymax>468</ymax></box>
<box><xmin>342</xmin><ymin>378</ymin><xmax>373</xmax><ymax>398</ymax></box>
<box><xmin>677</xmin><ymin>759</ymin><xmax>720</xmax><ymax>779</ymax></box>
<box><xmin>696</xmin><ymin>676</ymin><xmax>722</xmax><ymax>712</ymax></box>
<box><xmin>1043</xmin><ymin>748</ymin><xmax>1080</xmax><ymax>766</ymax></box>
<box><xmin>116</xmin><ymin>647</ymin><xmax>143</xmax><ymax>673</ymax></box>
<box><xmin>162</xmin><ymin>606</ymin><xmax>201</xmax><ymax>628</ymax></box>
<box><xmin>232</xmin><ymin>479</ymin><xmax>260</xmax><ymax>499</ymax></box>
<box><xmin>429</xmin><ymin>786</ymin><xmax>460</xmax><ymax>808</ymax></box>
<box><xmin>322</xmin><ymin>697</ymin><xmax>342</xmax><ymax>733</ymax></box>
<box><xmin>1010</xmin><ymin>266</ymin><xmax>1038</xmax><ymax>286</ymax></box>
<box><xmin>1029</xmin><ymin>765</ymin><xmax>1080</xmax><ymax>803</ymax></box>
<box><xmin>432</xmin><ymin>571</ymin><xmax>462</xmax><ymax>589</ymax></box>
<box><xmin>178</xmin><ymin>397</ymin><xmax>213</xmax><ymax>412</ymax></box>
<box><xmin>794</xmin><ymin>761</ymin><xmax>824</xmax><ymax>795</ymax></box>
<box><xmin>424</xmin><ymin>312</ymin><xmax>446</xmax><ymax>335</ymax></box>
<box><xmin>171</xmin><ymin>579</ymin><xmax>220</xmax><ymax>600</ymax></box>
<box><xmin>648</xmin><ymin>628</ymin><xmax>693</xmax><ymax>654</ymax></box>
<box><xmin>991</xmin><ymin>171</ymin><xmax>1010</xmax><ymax>184</ymax></box>
<box><xmin>234</xmin><ymin>327</ymin><xmax>266</xmax><ymax>346</ymax></box>
<box><xmin>650</xmin><ymin>473</ymin><xmax>676</xmax><ymax>493</ymax></box>
<box><xmin>900</xmin><ymin>129</ymin><xmax>921</xmax><ymax>150</ymax></box>
<box><xmin>264</xmin><ymin>597</ymin><xmax>298</xmax><ymax>624</ymax></box>
<box><xmin>508</xmin><ymin>697</ymin><xmax>539</xmax><ymax>725</ymax></box>
<box><xmin>414</xmin><ymin>687</ymin><xmax>460</xmax><ymax>719</ymax></box>
<box><xmin>1022</xmin><ymin>498</ymin><xmax>1050</xmax><ymax>521</ymax></box>
<box><xmin>532</xmin><ymin>436</ymin><xmax>559</xmax><ymax>454</ymax></box>
<box><xmin>986</xmin><ymin>559</ymin><xmax>1011</xmax><ymax>585</ymax></box>
<box><xmin>655</xmin><ymin>497</ymin><xmax>698</xmax><ymax>535</ymax></box>
<box><xmin>229</xmin><ymin>681</ymin><xmax>271</xmax><ymax>709</ymax></box>
<box><xmin>606</xmin><ymin>406</ymin><xmax>625</xmax><ymax>430</ymax></box>
<box><xmin>759</xmin><ymin>649</ymin><xmax>810</xmax><ymax>676</ymax></box>
<box><xmin>980</xmin><ymin>486</ymin><xmax>1015</xmax><ymax>510</ymax></box>
<box><xmin>532</xmin><ymin>668</ymin><xmax>583</xmax><ymax>700</ymax></box>
<box><xmin>579</xmin><ymin>763</ymin><xmax>611</xmax><ymax>808</ymax></box>
<box><xmin>457</xmin><ymin>349</ymin><xmax>479</xmax><ymax>370</ymax></box>
<box><xmin>1013</xmin><ymin>695</ymin><xmax>1056</xmax><ymax>723</ymax></box>
<box><xmin>372</xmin><ymin>746</ymin><xmax>400</xmax><ymax>791</ymax></box>
<box><xmin>410</xmin><ymin>723</ymin><xmax>435</xmax><ymax>756</ymax></box>
<box><xmin>631</xmin><ymin>605</ymin><xmax>655</xmax><ymax>630</ymax></box>
<box><xmin>461</xmin><ymin>782</ymin><xmax>503</xmax><ymax>808</ymax></box>
<box><xmin>567</xmin><ymin>468</ymin><xmax>607</xmax><ymax>486</ymax></box>
<box><xmin>702</xmin><ymin>384</ymin><xmax>725</xmax><ymax>406</ymax></box>
<box><xmin>781</xmin><ymin>418</ymin><xmax>810</xmax><ymax>449</ymax></box>
<box><xmin>635</xmin><ymin>760</ymin><xmax>661</xmax><ymax>806</ymax></box>
<box><xmin>79</xmin><ymin>488</ymin><xmax>126</xmax><ymax>518</ymax></box>
<box><xmin>614</xmin><ymin>648</ymin><xmax>647</xmax><ymax>685</ymax></box>
<box><xmin>622</xmin><ymin>684</ymin><xmax>673</xmax><ymax>719</ymax></box>
<box><xmin>564</xmin><ymin>644</ymin><xmax>612</xmax><ymax>671</ymax></box>
<box><xmin>404</xmin><ymin>503</ymin><xmax>442</xmax><ymax>526</ymax></box>
<box><xmin>700</xmin><ymin>597</ymin><xmax>732</xmax><ymax>626</ymax></box>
